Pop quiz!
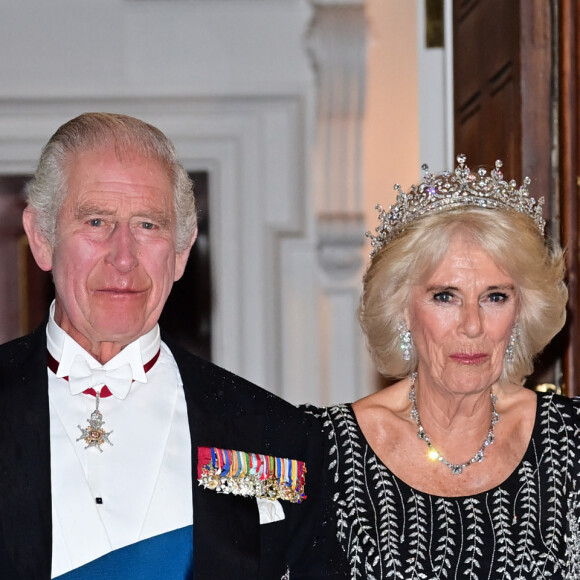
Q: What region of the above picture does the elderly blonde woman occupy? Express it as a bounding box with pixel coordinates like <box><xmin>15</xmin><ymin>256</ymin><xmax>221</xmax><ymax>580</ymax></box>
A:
<box><xmin>307</xmin><ymin>156</ymin><xmax>580</xmax><ymax>578</ymax></box>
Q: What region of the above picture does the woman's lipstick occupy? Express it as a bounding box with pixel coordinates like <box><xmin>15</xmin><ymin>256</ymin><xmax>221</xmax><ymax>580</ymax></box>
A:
<box><xmin>450</xmin><ymin>353</ymin><xmax>488</xmax><ymax>365</ymax></box>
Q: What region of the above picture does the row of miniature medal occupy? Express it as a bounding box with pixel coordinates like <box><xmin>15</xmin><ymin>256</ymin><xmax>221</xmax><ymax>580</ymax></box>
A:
<box><xmin>197</xmin><ymin>446</ymin><xmax>307</xmax><ymax>503</ymax></box>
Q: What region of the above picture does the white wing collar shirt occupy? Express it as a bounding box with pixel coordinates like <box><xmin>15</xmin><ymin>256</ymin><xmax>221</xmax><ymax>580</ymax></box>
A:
<box><xmin>45</xmin><ymin>302</ymin><xmax>193</xmax><ymax>578</ymax></box>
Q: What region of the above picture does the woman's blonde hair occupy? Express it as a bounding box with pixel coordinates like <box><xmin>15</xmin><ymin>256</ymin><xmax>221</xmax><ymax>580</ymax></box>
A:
<box><xmin>358</xmin><ymin>207</ymin><xmax>567</xmax><ymax>383</ymax></box>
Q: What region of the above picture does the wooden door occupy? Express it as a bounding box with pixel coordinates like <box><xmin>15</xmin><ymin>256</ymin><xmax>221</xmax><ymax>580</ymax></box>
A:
<box><xmin>559</xmin><ymin>0</ymin><xmax>579</xmax><ymax>395</ymax></box>
<box><xmin>453</xmin><ymin>0</ymin><xmax>522</xmax><ymax>178</ymax></box>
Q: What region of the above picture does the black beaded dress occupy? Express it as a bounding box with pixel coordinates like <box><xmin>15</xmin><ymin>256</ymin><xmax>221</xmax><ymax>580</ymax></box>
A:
<box><xmin>307</xmin><ymin>392</ymin><xmax>580</xmax><ymax>579</ymax></box>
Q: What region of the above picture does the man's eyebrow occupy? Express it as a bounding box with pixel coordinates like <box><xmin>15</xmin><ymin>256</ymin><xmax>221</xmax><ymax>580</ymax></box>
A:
<box><xmin>74</xmin><ymin>204</ymin><xmax>116</xmax><ymax>219</ymax></box>
<box><xmin>74</xmin><ymin>205</ymin><xmax>172</xmax><ymax>227</ymax></box>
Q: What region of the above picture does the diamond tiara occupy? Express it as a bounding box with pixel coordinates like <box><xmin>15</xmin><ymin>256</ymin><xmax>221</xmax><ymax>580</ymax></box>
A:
<box><xmin>367</xmin><ymin>154</ymin><xmax>546</xmax><ymax>257</ymax></box>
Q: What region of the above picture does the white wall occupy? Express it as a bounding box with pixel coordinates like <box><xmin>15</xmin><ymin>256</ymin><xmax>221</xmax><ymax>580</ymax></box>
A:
<box><xmin>0</xmin><ymin>1</ymin><xmax>313</xmax><ymax>97</ymax></box>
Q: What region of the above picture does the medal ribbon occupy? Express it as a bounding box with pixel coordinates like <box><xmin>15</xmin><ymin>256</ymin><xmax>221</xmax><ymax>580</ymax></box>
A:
<box><xmin>197</xmin><ymin>446</ymin><xmax>307</xmax><ymax>503</ymax></box>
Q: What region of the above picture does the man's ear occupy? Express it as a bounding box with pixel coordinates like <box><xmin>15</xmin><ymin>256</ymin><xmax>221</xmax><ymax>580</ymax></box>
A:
<box><xmin>174</xmin><ymin>227</ymin><xmax>198</xmax><ymax>282</ymax></box>
<box><xmin>22</xmin><ymin>207</ymin><xmax>53</xmax><ymax>272</ymax></box>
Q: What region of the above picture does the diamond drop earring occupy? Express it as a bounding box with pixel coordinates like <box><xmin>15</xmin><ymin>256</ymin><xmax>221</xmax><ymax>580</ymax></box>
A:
<box><xmin>505</xmin><ymin>323</ymin><xmax>520</xmax><ymax>364</ymax></box>
<box><xmin>398</xmin><ymin>321</ymin><xmax>414</xmax><ymax>361</ymax></box>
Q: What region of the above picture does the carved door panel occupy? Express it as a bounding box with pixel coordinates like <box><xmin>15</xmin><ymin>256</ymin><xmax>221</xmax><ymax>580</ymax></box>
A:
<box><xmin>453</xmin><ymin>0</ymin><xmax>522</xmax><ymax>177</ymax></box>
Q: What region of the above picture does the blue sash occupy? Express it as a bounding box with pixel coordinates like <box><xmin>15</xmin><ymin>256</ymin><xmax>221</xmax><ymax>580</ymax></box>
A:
<box><xmin>55</xmin><ymin>525</ymin><xmax>193</xmax><ymax>579</ymax></box>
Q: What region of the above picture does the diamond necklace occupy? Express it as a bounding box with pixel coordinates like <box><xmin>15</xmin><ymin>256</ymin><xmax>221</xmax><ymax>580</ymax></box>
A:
<box><xmin>408</xmin><ymin>372</ymin><xmax>499</xmax><ymax>475</ymax></box>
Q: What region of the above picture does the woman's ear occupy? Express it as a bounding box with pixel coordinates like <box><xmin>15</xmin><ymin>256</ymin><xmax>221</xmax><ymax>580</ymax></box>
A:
<box><xmin>22</xmin><ymin>207</ymin><xmax>53</xmax><ymax>272</ymax></box>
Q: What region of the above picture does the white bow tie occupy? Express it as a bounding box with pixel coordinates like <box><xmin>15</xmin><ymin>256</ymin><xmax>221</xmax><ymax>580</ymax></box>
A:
<box><xmin>68</xmin><ymin>355</ymin><xmax>134</xmax><ymax>399</ymax></box>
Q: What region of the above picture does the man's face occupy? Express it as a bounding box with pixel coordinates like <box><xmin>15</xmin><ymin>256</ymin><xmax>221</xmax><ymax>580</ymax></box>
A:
<box><xmin>27</xmin><ymin>145</ymin><xmax>193</xmax><ymax>359</ymax></box>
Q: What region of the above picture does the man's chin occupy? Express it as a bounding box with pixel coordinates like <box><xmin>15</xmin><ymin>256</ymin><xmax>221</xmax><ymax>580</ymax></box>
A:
<box><xmin>89</xmin><ymin>315</ymin><xmax>149</xmax><ymax>347</ymax></box>
<box><xmin>89</xmin><ymin>295</ymin><xmax>150</xmax><ymax>331</ymax></box>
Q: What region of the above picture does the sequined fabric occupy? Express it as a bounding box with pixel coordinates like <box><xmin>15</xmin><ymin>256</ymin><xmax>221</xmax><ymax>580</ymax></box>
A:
<box><xmin>308</xmin><ymin>392</ymin><xmax>580</xmax><ymax>579</ymax></box>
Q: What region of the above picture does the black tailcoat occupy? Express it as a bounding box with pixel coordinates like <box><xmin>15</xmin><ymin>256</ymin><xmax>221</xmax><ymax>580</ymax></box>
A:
<box><xmin>0</xmin><ymin>325</ymin><xmax>345</xmax><ymax>579</ymax></box>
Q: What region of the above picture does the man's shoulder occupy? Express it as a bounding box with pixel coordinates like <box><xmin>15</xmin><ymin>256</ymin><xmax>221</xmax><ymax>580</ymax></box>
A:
<box><xmin>164</xmin><ymin>337</ymin><xmax>321</xmax><ymax>464</ymax></box>
<box><xmin>0</xmin><ymin>326</ymin><xmax>45</xmax><ymax>369</ymax></box>
<box><xmin>164</xmin><ymin>336</ymin><xmax>299</xmax><ymax>416</ymax></box>
<box><xmin>0</xmin><ymin>327</ymin><xmax>48</xmax><ymax>413</ymax></box>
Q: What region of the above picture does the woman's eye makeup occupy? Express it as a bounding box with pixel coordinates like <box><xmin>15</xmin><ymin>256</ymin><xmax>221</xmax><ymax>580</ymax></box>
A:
<box><xmin>430</xmin><ymin>288</ymin><xmax>512</xmax><ymax>304</ymax></box>
<box><xmin>433</xmin><ymin>291</ymin><xmax>453</xmax><ymax>303</ymax></box>
<box><xmin>487</xmin><ymin>292</ymin><xmax>509</xmax><ymax>303</ymax></box>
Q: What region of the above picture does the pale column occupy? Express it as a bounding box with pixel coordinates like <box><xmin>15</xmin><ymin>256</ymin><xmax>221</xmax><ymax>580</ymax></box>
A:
<box><xmin>306</xmin><ymin>0</ymin><xmax>372</xmax><ymax>404</ymax></box>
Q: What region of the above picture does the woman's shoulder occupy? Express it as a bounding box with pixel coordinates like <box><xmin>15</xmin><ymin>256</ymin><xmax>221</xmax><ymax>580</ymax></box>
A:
<box><xmin>300</xmin><ymin>380</ymin><xmax>409</xmax><ymax>428</ymax></box>
<box><xmin>537</xmin><ymin>390</ymin><xmax>580</xmax><ymax>411</ymax></box>
<box><xmin>300</xmin><ymin>402</ymin><xmax>355</xmax><ymax>428</ymax></box>
<box><xmin>539</xmin><ymin>391</ymin><xmax>580</xmax><ymax>417</ymax></box>
<box><xmin>534</xmin><ymin>391</ymin><xmax>580</xmax><ymax>444</ymax></box>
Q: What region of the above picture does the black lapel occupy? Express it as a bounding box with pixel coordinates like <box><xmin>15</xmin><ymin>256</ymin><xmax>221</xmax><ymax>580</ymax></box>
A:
<box><xmin>168</xmin><ymin>341</ymin><xmax>263</xmax><ymax>579</ymax></box>
<box><xmin>0</xmin><ymin>326</ymin><xmax>52</xmax><ymax>579</ymax></box>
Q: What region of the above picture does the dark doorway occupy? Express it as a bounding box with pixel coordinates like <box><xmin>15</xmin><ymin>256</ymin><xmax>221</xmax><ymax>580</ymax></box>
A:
<box><xmin>159</xmin><ymin>172</ymin><xmax>212</xmax><ymax>361</ymax></box>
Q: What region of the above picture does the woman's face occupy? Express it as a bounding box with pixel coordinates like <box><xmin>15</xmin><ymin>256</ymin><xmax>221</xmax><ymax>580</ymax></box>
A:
<box><xmin>407</xmin><ymin>235</ymin><xmax>518</xmax><ymax>394</ymax></box>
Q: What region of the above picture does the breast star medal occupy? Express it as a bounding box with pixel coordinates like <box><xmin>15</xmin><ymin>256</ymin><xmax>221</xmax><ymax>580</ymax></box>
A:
<box><xmin>76</xmin><ymin>391</ymin><xmax>113</xmax><ymax>452</ymax></box>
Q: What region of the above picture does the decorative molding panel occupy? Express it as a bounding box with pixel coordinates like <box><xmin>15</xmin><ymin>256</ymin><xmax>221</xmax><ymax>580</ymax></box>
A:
<box><xmin>302</xmin><ymin>0</ymin><xmax>372</xmax><ymax>404</ymax></box>
<box><xmin>307</xmin><ymin>0</ymin><xmax>367</xmax><ymax>219</ymax></box>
